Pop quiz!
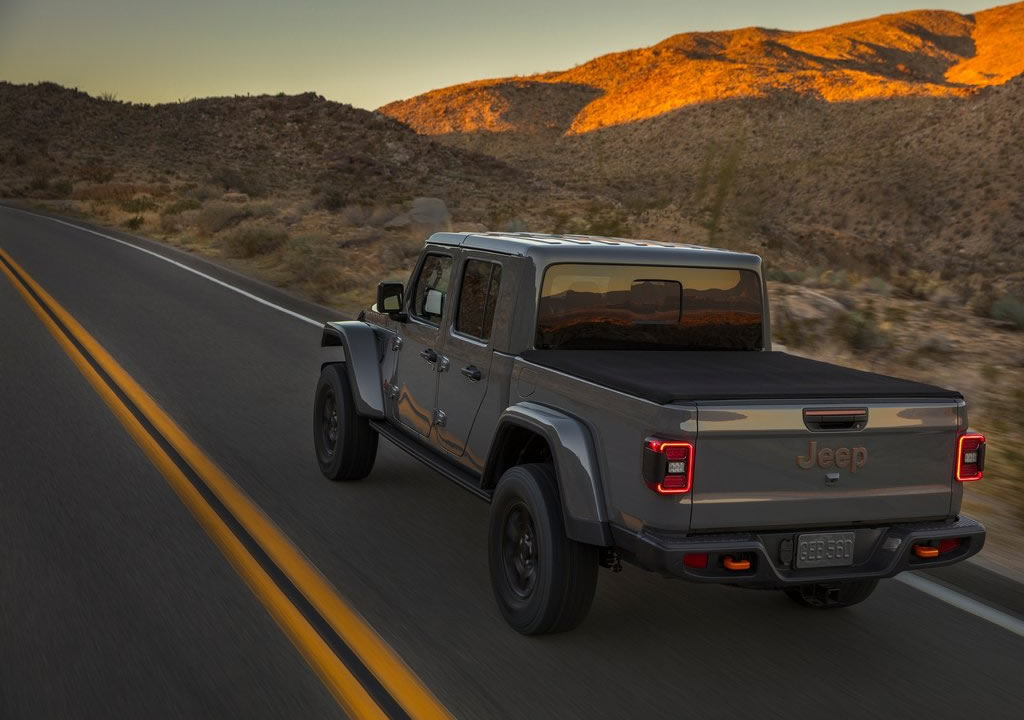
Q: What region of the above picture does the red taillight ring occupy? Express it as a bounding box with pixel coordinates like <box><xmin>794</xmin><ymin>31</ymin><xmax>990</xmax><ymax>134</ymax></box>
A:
<box><xmin>644</xmin><ymin>437</ymin><xmax>695</xmax><ymax>495</ymax></box>
<box><xmin>956</xmin><ymin>432</ymin><xmax>985</xmax><ymax>482</ymax></box>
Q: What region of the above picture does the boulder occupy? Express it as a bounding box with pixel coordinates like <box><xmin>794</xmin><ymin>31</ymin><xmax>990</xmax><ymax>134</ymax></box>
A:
<box><xmin>408</xmin><ymin>197</ymin><xmax>450</xmax><ymax>228</ymax></box>
<box><xmin>776</xmin><ymin>287</ymin><xmax>846</xmax><ymax>323</ymax></box>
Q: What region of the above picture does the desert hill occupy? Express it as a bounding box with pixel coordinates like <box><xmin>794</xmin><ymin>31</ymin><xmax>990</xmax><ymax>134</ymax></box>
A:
<box><xmin>378</xmin><ymin>3</ymin><xmax>1024</xmax><ymax>287</ymax></box>
<box><xmin>0</xmin><ymin>81</ymin><xmax>538</xmax><ymax>209</ymax></box>
<box><xmin>0</xmin><ymin>81</ymin><xmax>596</xmax><ymax>305</ymax></box>
<box><xmin>381</xmin><ymin>2</ymin><xmax>1024</xmax><ymax>136</ymax></box>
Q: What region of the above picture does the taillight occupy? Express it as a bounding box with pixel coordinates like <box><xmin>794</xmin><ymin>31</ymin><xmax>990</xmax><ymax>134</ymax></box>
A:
<box><xmin>643</xmin><ymin>437</ymin><xmax>694</xmax><ymax>494</ymax></box>
<box><xmin>956</xmin><ymin>432</ymin><xmax>985</xmax><ymax>482</ymax></box>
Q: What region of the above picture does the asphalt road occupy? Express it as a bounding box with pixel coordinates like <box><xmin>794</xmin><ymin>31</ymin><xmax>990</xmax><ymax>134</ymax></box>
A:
<box><xmin>1</xmin><ymin>205</ymin><xmax>1022</xmax><ymax>719</ymax></box>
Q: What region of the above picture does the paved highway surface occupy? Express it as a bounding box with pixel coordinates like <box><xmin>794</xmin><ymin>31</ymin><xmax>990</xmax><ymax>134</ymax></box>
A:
<box><xmin>1</xmin><ymin>205</ymin><xmax>1022</xmax><ymax>719</ymax></box>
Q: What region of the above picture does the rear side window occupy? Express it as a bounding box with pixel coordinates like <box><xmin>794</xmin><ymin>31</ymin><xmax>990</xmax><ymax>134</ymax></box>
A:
<box><xmin>536</xmin><ymin>263</ymin><xmax>763</xmax><ymax>350</ymax></box>
<box><xmin>412</xmin><ymin>254</ymin><xmax>453</xmax><ymax>324</ymax></box>
<box><xmin>455</xmin><ymin>260</ymin><xmax>502</xmax><ymax>341</ymax></box>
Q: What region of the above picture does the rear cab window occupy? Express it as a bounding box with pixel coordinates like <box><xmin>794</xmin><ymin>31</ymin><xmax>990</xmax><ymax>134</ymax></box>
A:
<box><xmin>411</xmin><ymin>253</ymin><xmax>453</xmax><ymax>324</ymax></box>
<box><xmin>536</xmin><ymin>263</ymin><xmax>763</xmax><ymax>350</ymax></box>
<box><xmin>455</xmin><ymin>259</ymin><xmax>502</xmax><ymax>342</ymax></box>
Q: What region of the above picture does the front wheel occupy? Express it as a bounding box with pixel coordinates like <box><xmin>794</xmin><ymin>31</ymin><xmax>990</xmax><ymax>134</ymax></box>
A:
<box><xmin>313</xmin><ymin>363</ymin><xmax>378</xmax><ymax>481</ymax></box>
<box><xmin>784</xmin><ymin>579</ymin><xmax>879</xmax><ymax>609</ymax></box>
<box><xmin>488</xmin><ymin>463</ymin><xmax>599</xmax><ymax>635</ymax></box>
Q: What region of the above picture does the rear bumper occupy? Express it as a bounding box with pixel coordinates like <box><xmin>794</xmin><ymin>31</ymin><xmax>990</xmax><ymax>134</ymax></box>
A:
<box><xmin>612</xmin><ymin>515</ymin><xmax>985</xmax><ymax>587</ymax></box>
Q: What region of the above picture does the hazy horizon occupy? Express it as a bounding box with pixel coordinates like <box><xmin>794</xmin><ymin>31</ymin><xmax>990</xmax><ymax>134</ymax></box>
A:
<box><xmin>0</xmin><ymin>0</ymin><xmax>992</xmax><ymax>109</ymax></box>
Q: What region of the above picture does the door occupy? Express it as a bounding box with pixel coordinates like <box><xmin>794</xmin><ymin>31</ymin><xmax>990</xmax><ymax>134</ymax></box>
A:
<box><xmin>390</xmin><ymin>251</ymin><xmax>453</xmax><ymax>437</ymax></box>
<box><xmin>435</xmin><ymin>257</ymin><xmax>502</xmax><ymax>456</ymax></box>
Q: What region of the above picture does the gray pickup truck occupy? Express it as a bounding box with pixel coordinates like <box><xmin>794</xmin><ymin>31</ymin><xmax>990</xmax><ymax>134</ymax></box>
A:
<box><xmin>312</xmin><ymin>232</ymin><xmax>987</xmax><ymax>634</ymax></box>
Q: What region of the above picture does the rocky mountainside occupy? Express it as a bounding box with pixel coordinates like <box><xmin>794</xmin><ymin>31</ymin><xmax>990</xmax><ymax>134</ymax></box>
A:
<box><xmin>381</xmin><ymin>2</ymin><xmax>1024</xmax><ymax>136</ymax></box>
<box><xmin>379</xmin><ymin>3</ymin><xmax>1024</xmax><ymax>286</ymax></box>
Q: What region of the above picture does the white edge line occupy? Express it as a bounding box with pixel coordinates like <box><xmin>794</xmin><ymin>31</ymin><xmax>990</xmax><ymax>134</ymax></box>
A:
<box><xmin>897</xmin><ymin>573</ymin><xmax>1024</xmax><ymax>639</ymax></box>
<box><xmin>8</xmin><ymin>207</ymin><xmax>324</xmax><ymax>328</ymax></box>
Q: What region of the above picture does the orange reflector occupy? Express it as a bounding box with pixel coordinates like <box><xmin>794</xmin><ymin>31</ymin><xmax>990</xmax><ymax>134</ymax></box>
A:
<box><xmin>722</xmin><ymin>556</ymin><xmax>751</xmax><ymax>571</ymax></box>
<box><xmin>913</xmin><ymin>545</ymin><xmax>940</xmax><ymax>558</ymax></box>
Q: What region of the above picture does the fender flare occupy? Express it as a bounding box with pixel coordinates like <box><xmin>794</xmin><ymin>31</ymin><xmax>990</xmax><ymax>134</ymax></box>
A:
<box><xmin>485</xmin><ymin>402</ymin><xmax>611</xmax><ymax>546</ymax></box>
<box><xmin>320</xmin><ymin>321</ymin><xmax>384</xmax><ymax>419</ymax></box>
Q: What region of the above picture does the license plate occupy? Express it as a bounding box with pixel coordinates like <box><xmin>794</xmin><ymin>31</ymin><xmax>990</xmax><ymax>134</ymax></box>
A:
<box><xmin>794</xmin><ymin>532</ymin><xmax>855</xmax><ymax>569</ymax></box>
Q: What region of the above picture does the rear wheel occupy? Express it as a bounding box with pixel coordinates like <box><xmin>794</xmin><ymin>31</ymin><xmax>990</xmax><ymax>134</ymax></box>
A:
<box><xmin>488</xmin><ymin>463</ymin><xmax>599</xmax><ymax>635</ymax></box>
<box><xmin>784</xmin><ymin>579</ymin><xmax>878</xmax><ymax>609</ymax></box>
<box><xmin>313</xmin><ymin>363</ymin><xmax>377</xmax><ymax>481</ymax></box>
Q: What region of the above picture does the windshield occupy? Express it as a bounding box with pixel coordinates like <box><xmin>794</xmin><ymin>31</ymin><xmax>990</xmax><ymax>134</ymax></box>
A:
<box><xmin>536</xmin><ymin>263</ymin><xmax>764</xmax><ymax>350</ymax></box>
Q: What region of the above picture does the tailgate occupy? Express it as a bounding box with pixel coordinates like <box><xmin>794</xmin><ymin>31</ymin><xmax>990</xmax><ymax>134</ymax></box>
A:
<box><xmin>690</xmin><ymin>400</ymin><xmax>961</xmax><ymax>531</ymax></box>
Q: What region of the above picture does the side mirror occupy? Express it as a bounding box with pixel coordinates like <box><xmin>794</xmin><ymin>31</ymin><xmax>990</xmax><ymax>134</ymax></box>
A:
<box><xmin>376</xmin><ymin>282</ymin><xmax>406</xmax><ymax>321</ymax></box>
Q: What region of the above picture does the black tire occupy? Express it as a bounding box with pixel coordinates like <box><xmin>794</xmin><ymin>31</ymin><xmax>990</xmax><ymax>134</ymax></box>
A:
<box><xmin>488</xmin><ymin>463</ymin><xmax>599</xmax><ymax>635</ymax></box>
<box><xmin>313</xmin><ymin>363</ymin><xmax>378</xmax><ymax>482</ymax></box>
<box><xmin>784</xmin><ymin>579</ymin><xmax>879</xmax><ymax>609</ymax></box>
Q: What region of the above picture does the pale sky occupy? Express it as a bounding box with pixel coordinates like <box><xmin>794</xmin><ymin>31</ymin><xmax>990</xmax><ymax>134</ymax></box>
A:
<box><xmin>0</xmin><ymin>0</ymin><xmax>988</xmax><ymax>109</ymax></box>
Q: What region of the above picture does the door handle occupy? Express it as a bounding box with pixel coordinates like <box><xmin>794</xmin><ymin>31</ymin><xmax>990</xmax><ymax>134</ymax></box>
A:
<box><xmin>461</xmin><ymin>365</ymin><xmax>482</xmax><ymax>381</ymax></box>
<box><xmin>419</xmin><ymin>348</ymin><xmax>437</xmax><ymax>363</ymax></box>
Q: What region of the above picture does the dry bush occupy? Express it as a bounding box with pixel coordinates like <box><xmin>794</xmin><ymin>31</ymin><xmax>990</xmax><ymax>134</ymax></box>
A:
<box><xmin>197</xmin><ymin>202</ymin><xmax>251</xmax><ymax>234</ymax></box>
<box><xmin>339</xmin><ymin>205</ymin><xmax>369</xmax><ymax>226</ymax></box>
<box><xmin>210</xmin><ymin>166</ymin><xmax>265</xmax><ymax>197</ymax></box>
<box><xmin>367</xmin><ymin>206</ymin><xmax>400</xmax><ymax>227</ymax></box>
<box><xmin>73</xmin><ymin>182</ymin><xmax>137</xmax><ymax>204</ymax></box>
<box><xmin>309</xmin><ymin>263</ymin><xmax>361</xmax><ymax>303</ymax></box>
<box><xmin>223</xmin><ymin>226</ymin><xmax>288</xmax><ymax>258</ymax></box>
<box><xmin>120</xmin><ymin>195</ymin><xmax>157</xmax><ymax>213</ymax></box>
<box><xmin>161</xmin><ymin>197</ymin><xmax>202</xmax><ymax>215</ymax></box>
<box><xmin>991</xmin><ymin>295</ymin><xmax>1024</xmax><ymax>330</ymax></box>
<box><xmin>283</xmin><ymin>234</ymin><xmax>330</xmax><ymax>281</ymax></box>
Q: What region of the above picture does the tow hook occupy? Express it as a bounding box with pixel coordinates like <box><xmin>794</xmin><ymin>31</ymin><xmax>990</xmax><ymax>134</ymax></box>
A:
<box><xmin>723</xmin><ymin>556</ymin><xmax>752</xmax><ymax>571</ymax></box>
<box><xmin>600</xmin><ymin>548</ymin><xmax>623</xmax><ymax>572</ymax></box>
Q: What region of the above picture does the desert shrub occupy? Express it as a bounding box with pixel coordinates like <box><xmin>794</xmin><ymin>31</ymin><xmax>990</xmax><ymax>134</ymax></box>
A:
<box><xmin>367</xmin><ymin>206</ymin><xmax>400</xmax><ymax>227</ymax></box>
<box><xmin>283</xmin><ymin>234</ymin><xmax>328</xmax><ymax>280</ymax></box>
<box><xmin>991</xmin><ymin>295</ymin><xmax>1024</xmax><ymax>330</ymax></box>
<box><xmin>186</xmin><ymin>184</ymin><xmax>220</xmax><ymax>202</ymax></box>
<box><xmin>28</xmin><ymin>174</ymin><xmax>50</xmax><ymax>192</ymax></box>
<box><xmin>765</xmin><ymin>266</ymin><xmax>803</xmax><ymax>283</ymax></box>
<box><xmin>772</xmin><ymin>310</ymin><xmax>809</xmax><ymax>349</ymax></box>
<box><xmin>196</xmin><ymin>202</ymin><xmax>251</xmax><ymax>234</ymax></box>
<box><xmin>124</xmin><ymin>215</ymin><xmax>144</xmax><ymax>230</ymax></box>
<box><xmin>210</xmin><ymin>166</ymin><xmax>265</xmax><ymax>197</ymax></box>
<box><xmin>73</xmin><ymin>182</ymin><xmax>136</xmax><ymax>204</ymax></box>
<box><xmin>892</xmin><ymin>269</ymin><xmax>940</xmax><ymax>300</ymax></box>
<box><xmin>885</xmin><ymin>305</ymin><xmax>908</xmax><ymax>322</ymax></box>
<box><xmin>861</xmin><ymin>276</ymin><xmax>892</xmax><ymax>295</ymax></box>
<box><xmin>315</xmin><ymin>189</ymin><xmax>346</xmax><ymax>212</ymax></box>
<box><xmin>223</xmin><ymin>226</ymin><xmax>288</xmax><ymax>258</ymax></box>
<box><xmin>120</xmin><ymin>195</ymin><xmax>157</xmax><ymax>213</ymax></box>
<box><xmin>159</xmin><ymin>213</ymin><xmax>180</xmax><ymax>233</ymax></box>
<box><xmin>77</xmin><ymin>161</ymin><xmax>115</xmax><ymax>183</ymax></box>
<box><xmin>97</xmin><ymin>91</ymin><xmax>118</xmax><ymax>103</ymax></box>
<box><xmin>49</xmin><ymin>178</ymin><xmax>73</xmax><ymax>197</ymax></box>
<box><xmin>310</xmin><ymin>264</ymin><xmax>360</xmax><ymax>303</ymax></box>
<box><xmin>832</xmin><ymin>311</ymin><xmax>889</xmax><ymax>351</ymax></box>
<box><xmin>585</xmin><ymin>209</ymin><xmax>629</xmax><ymax>237</ymax></box>
<box><xmin>339</xmin><ymin>205</ymin><xmax>369</xmax><ymax>226</ymax></box>
<box><xmin>161</xmin><ymin>197</ymin><xmax>202</xmax><ymax>215</ymax></box>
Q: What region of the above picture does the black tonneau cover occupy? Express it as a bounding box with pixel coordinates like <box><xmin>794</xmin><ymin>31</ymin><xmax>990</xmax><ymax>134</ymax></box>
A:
<box><xmin>519</xmin><ymin>350</ymin><xmax>961</xmax><ymax>403</ymax></box>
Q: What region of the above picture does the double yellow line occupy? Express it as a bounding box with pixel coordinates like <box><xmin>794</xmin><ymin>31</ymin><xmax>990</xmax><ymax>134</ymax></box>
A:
<box><xmin>0</xmin><ymin>248</ymin><xmax>452</xmax><ymax>720</ymax></box>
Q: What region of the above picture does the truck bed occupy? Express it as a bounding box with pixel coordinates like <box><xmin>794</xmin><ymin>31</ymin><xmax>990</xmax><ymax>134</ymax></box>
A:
<box><xmin>519</xmin><ymin>350</ymin><xmax>961</xmax><ymax>403</ymax></box>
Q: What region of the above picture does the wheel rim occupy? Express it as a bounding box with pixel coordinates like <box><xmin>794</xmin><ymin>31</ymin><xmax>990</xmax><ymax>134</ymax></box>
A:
<box><xmin>501</xmin><ymin>502</ymin><xmax>538</xmax><ymax>599</ymax></box>
<box><xmin>320</xmin><ymin>388</ymin><xmax>339</xmax><ymax>456</ymax></box>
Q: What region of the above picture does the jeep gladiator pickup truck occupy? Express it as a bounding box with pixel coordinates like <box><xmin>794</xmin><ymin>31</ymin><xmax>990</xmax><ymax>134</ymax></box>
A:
<box><xmin>312</xmin><ymin>232</ymin><xmax>987</xmax><ymax>634</ymax></box>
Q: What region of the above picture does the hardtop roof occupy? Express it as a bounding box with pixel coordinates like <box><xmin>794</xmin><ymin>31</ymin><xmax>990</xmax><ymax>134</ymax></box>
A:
<box><xmin>425</xmin><ymin>231</ymin><xmax>761</xmax><ymax>269</ymax></box>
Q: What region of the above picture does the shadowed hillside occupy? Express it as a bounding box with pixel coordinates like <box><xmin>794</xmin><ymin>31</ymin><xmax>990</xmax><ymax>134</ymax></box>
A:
<box><xmin>0</xmin><ymin>82</ymin><xmax>595</xmax><ymax>305</ymax></box>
